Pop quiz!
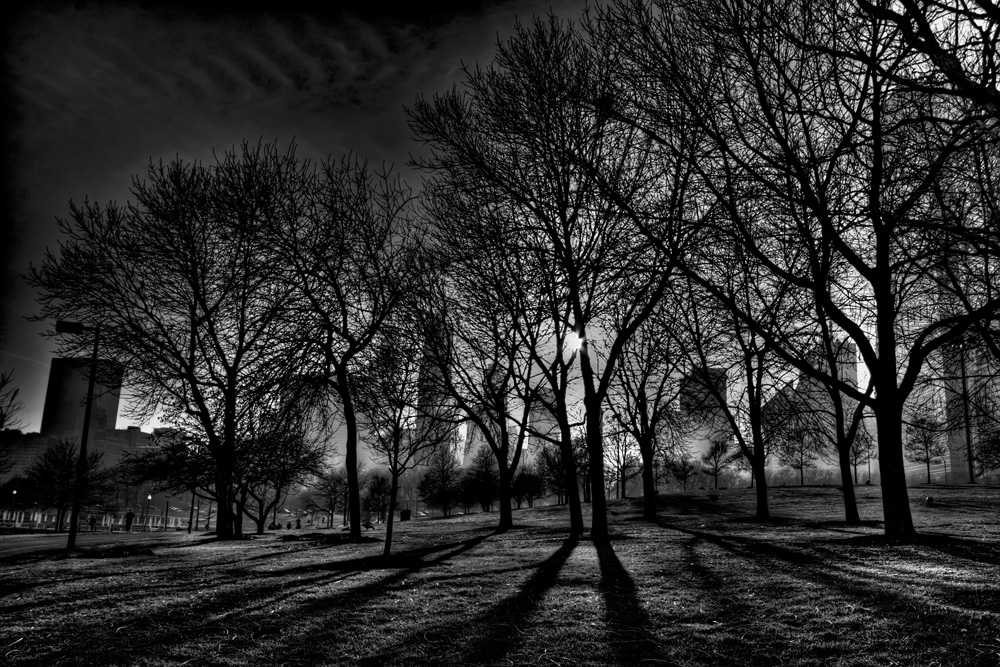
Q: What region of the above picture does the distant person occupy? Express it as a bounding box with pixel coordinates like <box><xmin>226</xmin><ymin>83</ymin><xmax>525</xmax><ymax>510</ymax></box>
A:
<box><xmin>124</xmin><ymin>509</ymin><xmax>135</xmax><ymax>533</ymax></box>
<box><xmin>295</xmin><ymin>518</ymin><xmax>301</xmax><ymax>529</ymax></box>
<box><xmin>88</xmin><ymin>515</ymin><xmax>97</xmax><ymax>532</ymax></box>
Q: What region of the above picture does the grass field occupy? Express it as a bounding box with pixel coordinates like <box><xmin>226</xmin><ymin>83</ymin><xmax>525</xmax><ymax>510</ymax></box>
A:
<box><xmin>2</xmin><ymin>484</ymin><xmax>998</xmax><ymax>666</ymax></box>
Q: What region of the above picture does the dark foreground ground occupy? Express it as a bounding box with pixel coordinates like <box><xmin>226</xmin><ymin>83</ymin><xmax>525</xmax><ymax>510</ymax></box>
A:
<box><xmin>2</xmin><ymin>485</ymin><xmax>998</xmax><ymax>667</ymax></box>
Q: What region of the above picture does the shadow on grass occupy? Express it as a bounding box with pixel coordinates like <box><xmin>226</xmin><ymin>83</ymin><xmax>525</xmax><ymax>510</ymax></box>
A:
<box><xmin>5</xmin><ymin>528</ymin><xmax>498</xmax><ymax>667</ymax></box>
<box><xmin>458</xmin><ymin>537</ymin><xmax>579</xmax><ymax>665</ymax></box>
<box><xmin>349</xmin><ymin>537</ymin><xmax>579</xmax><ymax>667</ymax></box>
<box><xmin>594</xmin><ymin>539</ymin><xmax>671</xmax><ymax>666</ymax></box>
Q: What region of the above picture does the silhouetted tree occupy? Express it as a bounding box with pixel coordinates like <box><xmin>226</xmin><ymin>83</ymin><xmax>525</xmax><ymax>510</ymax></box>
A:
<box><xmin>538</xmin><ymin>445</ymin><xmax>568</xmax><ymax>505</ymax></box>
<box><xmin>905</xmin><ymin>413</ymin><xmax>948</xmax><ymax>484</ymax></box>
<box><xmin>511</xmin><ymin>466</ymin><xmax>546</xmax><ymax>509</ymax></box>
<box><xmin>25</xmin><ymin>440</ymin><xmax>109</xmax><ymax>531</ymax></box>
<box><xmin>357</xmin><ymin>314</ymin><xmax>455</xmax><ymax>556</ymax></box>
<box><xmin>236</xmin><ymin>406</ymin><xmax>328</xmax><ymax>535</ymax></box>
<box><xmin>592</xmin><ymin>0</ymin><xmax>1000</xmax><ymax>536</ymax></box>
<box><xmin>775</xmin><ymin>427</ymin><xmax>819</xmax><ymax>487</ymax></box>
<box><xmin>28</xmin><ymin>140</ymin><xmax>309</xmax><ymax>540</ymax></box>
<box><xmin>414</xmin><ymin>267</ymin><xmax>537</xmax><ymax>533</ymax></box>
<box><xmin>606</xmin><ymin>310</ymin><xmax>691</xmax><ymax>518</ymax></box>
<box><xmin>410</xmin><ymin>15</ymin><xmax>696</xmax><ymax>541</ymax></box>
<box><xmin>299</xmin><ymin>466</ymin><xmax>352</xmax><ymax>529</ymax></box>
<box><xmin>365</xmin><ymin>473</ymin><xmax>391</xmax><ymax>524</ymax></box>
<box><xmin>604</xmin><ymin>429</ymin><xmax>641</xmax><ymax>500</ymax></box>
<box><xmin>665</xmin><ymin>456</ymin><xmax>697</xmax><ymax>491</ymax></box>
<box><xmin>267</xmin><ymin>155</ymin><xmax>424</xmax><ymax>541</ymax></box>
<box><xmin>418</xmin><ymin>446</ymin><xmax>462</xmax><ymax>518</ymax></box>
<box><xmin>463</xmin><ymin>446</ymin><xmax>500</xmax><ymax>512</ymax></box>
<box><xmin>701</xmin><ymin>437</ymin><xmax>737</xmax><ymax>490</ymax></box>
<box><xmin>0</xmin><ymin>369</ymin><xmax>24</xmax><ymax>435</ymax></box>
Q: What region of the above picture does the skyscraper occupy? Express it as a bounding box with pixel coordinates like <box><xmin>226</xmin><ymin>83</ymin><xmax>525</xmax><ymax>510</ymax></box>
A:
<box><xmin>40</xmin><ymin>357</ymin><xmax>123</xmax><ymax>443</ymax></box>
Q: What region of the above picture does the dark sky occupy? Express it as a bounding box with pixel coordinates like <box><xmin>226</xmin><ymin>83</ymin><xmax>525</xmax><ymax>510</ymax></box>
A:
<box><xmin>1</xmin><ymin>0</ymin><xmax>585</xmax><ymax>432</ymax></box>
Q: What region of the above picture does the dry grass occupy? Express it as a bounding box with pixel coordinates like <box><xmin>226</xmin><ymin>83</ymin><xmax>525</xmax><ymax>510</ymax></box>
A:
<box><xmin>2</xmin><ymin>484</ymin><xmax>999</xmax><ymax>666</ymax></box>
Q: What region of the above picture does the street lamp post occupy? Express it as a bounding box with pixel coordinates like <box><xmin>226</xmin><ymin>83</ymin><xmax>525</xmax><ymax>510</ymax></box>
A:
<box><xmin>56</xmin><ymin>320</ymin><xmax>100</xmax><ymax>550</ymax></box>
<box><xmin>145</xmin><ymin>494</ymin><xmax>152</xmax><ymax>532</ymax></box>
<box><xmin>9</xmin><ymin>489</ymin><xmax>16</xmax><ymax>526</ymax></box>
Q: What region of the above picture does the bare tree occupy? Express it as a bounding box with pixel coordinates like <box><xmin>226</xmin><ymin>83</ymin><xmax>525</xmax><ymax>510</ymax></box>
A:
<box><xmin>299</xmin><ymin>467</ymin><xmax>349</xmax><ymax>529</ymax></box>
<box><xmin>28</xmin><ymin>140</ymin><xmax>309</xmax><ymax>539</ymax></box>
<box><xmin>858</xmin><ymin>0</ymin><xmax>1000</xmax><ymax>118</ymax></box>
<box><xmin>356</xmin><ymin>314</ymin><xmax>455</xmax><ymax>556</ymax></box>
<box><xmin>236</xmin><ymin>404</ymin><xmax>328</xmax><ymax>536</ymax></box>
<box><xmin>414</xmin><ymin>251</ymin><xmax>538</xmax><ymax>533</ymax></box>
<box><xmin>665</xmin><ymin>455</ymin><xmax>697</xmax><ymax>491</ymax></box>
<box><xmin>511</xmin><ymin>466</ymin><xmax>546</xmax><ymax>509</ymax></box>
<box><xmin>606</xmin><ymin>307</ymin><xmax>691</xmax><ymax>518</ymax></box>
<box><xmin>267</xmin><ymin>155</ymin><xmax>423</xmax><ymax>541</ymax></box>
<box><xmin>701</xmin><ymin>436</ymin><xmax>737</xmax><ymax>490</ymax></box>
<box><xmin>25</xmin><ymin>440</ymin><xmax>109</xmax><ymax>531</ymax></box>
<box><xmin>603</xmin><ymin>428</ymin><xmax>642</xmax><ymax>500</ymax></box>
<box><xmin>0</xmin><ymin>369</ymin><xmax>24</xmax><ymax>433</ymax></box>
<box><xmin>418</xmin><ymin>445</ymin><xmax>463</xmax><ymax>518</ymax></box>
<box><xmin>905</xmin><ymin>413</ymin><xmax>948</xmax><ymax>484</ymax></box>
<box><xmin>410</xmin><ymin>15</ymin><xmax>696</xmax><ymax>541</ymax></box>
<box><xmin>593</xmin><ymin>0</ymin><xmax>1000</xmax><ymax>536</ymax></box>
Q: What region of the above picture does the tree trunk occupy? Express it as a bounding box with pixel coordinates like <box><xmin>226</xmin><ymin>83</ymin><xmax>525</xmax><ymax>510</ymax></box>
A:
<box><xmin>383</xmin><ymin>475</ymin><xmax>399</xmax><ymax>558</ymax></box>
<box><xmin>187</xmin><ymin>489</ymin><xmax>196</xmax><ymax>534</ymax></box>
<box><xmin>497</xmin><ymin>456</ymin><xmax>513</xmax><ymax>532</ymax></box>
<box><xmin>752</xmin><ymin>457</ymin><xmax>770</xmax><ymax>520</ymax></box>
<box><xmin>213</xmin><ymin>470</ymin><xmax>234</xmax><ymax>539</ymax></box>
<box><xmin>338</xmin><ymin>375</ymin><xmax>362</xmax><ymax>540</ymax></box>
<box><xmin>926</xmin><ymin>460</ymin><xmax>931</xmax><ymax>485</ymax></box>
<box><xmin>639</xmin><ymin>441</ymin><xmax>656</xmax><ymax>521</ymax></box>
<box><xmin>560</xmin><ymin>427</ymin><xmax>583</xmax><ymax>537</ymax></box>
<box><xmin>875</xmin><ymin>397</ymin><xmax>916</xmax><ymax>536</ymax></box>
<box><xmin>837</xmin><ymin>445</ymin><xmax>861</xmax><ymax>524</ymax></box>
<box><xmin>586</xmin><ymin>406</ymin><xmax>608</xmax><ymax>541</ymax></box>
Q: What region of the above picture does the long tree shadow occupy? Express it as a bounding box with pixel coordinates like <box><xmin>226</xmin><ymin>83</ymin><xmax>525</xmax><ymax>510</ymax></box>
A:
<box><xmin>594</xmin><ymin>539</ymin><xmax>671</xmax><ymax>666</ymax></box>
<box><xmin>458</xmin><ymin>537</ymin><xmax>578</xmax><ymax>665</ymax></box>
<box><xmin>9</xmin><ymin>528</ymin><xmax>497</xmax><ymax>667</ymax></box>
<box><xmin>350</xmin><ymin>537</ymin><xmax>579</xmax><ymax>667</ymax></box>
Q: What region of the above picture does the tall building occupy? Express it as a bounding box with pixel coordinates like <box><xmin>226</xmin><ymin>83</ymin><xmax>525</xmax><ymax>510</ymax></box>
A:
<box><xmin>40</xmin><ymin>358</ymin><xmax>123</xmax><ymax>443</ymax></box>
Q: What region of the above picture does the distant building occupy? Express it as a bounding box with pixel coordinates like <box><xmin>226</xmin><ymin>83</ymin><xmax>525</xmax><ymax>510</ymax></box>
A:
<box><xmin>40</xmin><ymin>357</ymin><xmax>123</xmax><ymax>442</ymax></box>
<box><xmin>0</xmin><ymin>358</ymin><xmax>151</xmax><ymax>486</ymax></box>
<box><xmin>0</xmin><ymin>430</ymin><xmax>58</xmax><ymax>484</ymax></box>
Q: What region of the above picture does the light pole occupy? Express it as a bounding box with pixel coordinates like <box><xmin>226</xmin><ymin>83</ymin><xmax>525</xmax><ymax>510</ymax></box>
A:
<box><xmin>9</xmin><ymin>489</ymin><xmax>16</xmax><ymax>526</ymax></box>
<box><xmin>145</xmin><ymin>494</ymin><xmax>152</xmax><ymax>532</ymax></box>
<box><xmin>56</xmin><ymin>320</ymin><xmax>100</xmax><ymax>550</ymax></box>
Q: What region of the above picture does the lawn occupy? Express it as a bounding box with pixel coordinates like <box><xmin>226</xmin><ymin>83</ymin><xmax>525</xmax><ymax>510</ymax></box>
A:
<box><xmin>2</xmin><ymin>484</ymin><xmax>998</xmax><ymax>666</ymax></box>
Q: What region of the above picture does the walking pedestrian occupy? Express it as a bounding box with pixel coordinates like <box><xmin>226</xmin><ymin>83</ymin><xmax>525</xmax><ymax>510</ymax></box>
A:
<box><xmin>124</xmin><ymin>509</ymin><xmax>135</xmax><ymax>533</ymax></box>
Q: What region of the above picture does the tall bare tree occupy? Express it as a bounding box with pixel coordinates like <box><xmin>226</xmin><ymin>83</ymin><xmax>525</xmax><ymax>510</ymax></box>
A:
<box><xmin>605</xmin><ymin>309</ymin><xmax>691</xmax><ymax>519</ymax></box>
<box><xmin>28</xmin><ymin>140</ymin><xmax>307</xmax><ymax>539</ymax></box>
<box><xmin>356</xmin><ymin>312</ymin><xmax>455</xmax><ymax>556</ymax></box>
<box><xmin>410</xmin><ymin>15</ymin><xmax>696</xmax><ymax>541</ymax></box>
<box><xmin>267</xmin><ymin>156</ymin><xmax>423</xmax><ymax>541</ymax></box>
